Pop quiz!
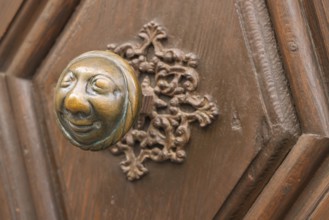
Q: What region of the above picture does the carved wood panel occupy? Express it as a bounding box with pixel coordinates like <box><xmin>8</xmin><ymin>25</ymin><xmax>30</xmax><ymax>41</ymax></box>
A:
<box><xmin>0</xmin><ymin>1</ymin><xmax>80</xmax><ymax>219</ymax></box>
<box><xmin>0</xmin><ymin>0</ymin><xmax>23</xmax><ymax>41</ymax></box>
<box><xmin>33</xmin><ymin>0</ymin><xmax>299</xmax><ymax>219</ymax></box>
<box><xmin>0</xmin><ymin>0</ymin><xmax>328</xmax><ymax>219</ymax></box>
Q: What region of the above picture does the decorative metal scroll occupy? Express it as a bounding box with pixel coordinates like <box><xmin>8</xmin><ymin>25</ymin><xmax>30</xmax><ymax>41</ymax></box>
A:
<box><xmin>107</xmin><ymin>21</ymin><xmax>218</xmax><ymax>181</ymax></box>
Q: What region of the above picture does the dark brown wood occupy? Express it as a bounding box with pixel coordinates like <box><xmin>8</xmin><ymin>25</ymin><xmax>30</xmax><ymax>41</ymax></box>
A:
<box><xmin>0</xmin><ymin>174</ymin><xmax>12</xmax><ymax>220</ymax></box>
<box><xmin>280</xmin><ymin>3</ymin><xmax>329</xmax><ymax>219</ymax></box>
<box><xmin>32</xmin><ymin>0</ymin><xmax>301</xmax><ymax>219</ymax></box>
<box><xmin>0</xmin><ymin>0</ymin><xmax>23</xmax><ymax>41</ymax></box>
<box><xmin>0</xmin><ymin>1</ymin><xmax>81</xmax><ymax>219</ymax></box>
<box><xmin>6</xmin><ymin>76</ymin><xmax>66</xmax><ymax>220</ymax></box>
<box><xmin>310</xmin><ymin>197</ymin><xmax>329</xmax><ymax>219</ymax></box>
<box><xmin>282</xmin><ymin>0</ymin><xmax>329</xmax><ymax>205</ymax></box>
<box><xmin>240</xmin><ymin>1</ymin><xmax>329</xmax><ymax>219</ymax></box>
<box><xmin>267</xmin><ymin>0</ymin><xmax>329</xmax><ymax>136</ymax></box>
<box><xmin>245</xmin><ymin>134</ymin><xmax>329</xmax><ymax>219</ymax></box>
<box><xmin>215</xmin><ymin>0</ymin><xmax>300</xmax><ymax>218</ymax></box>
<box><xmin>0</xmin><ymin>75</ymin><xmax>36</xmax><ymax>219</ymax></box>
<box><xmin>0</xmin><ymin>0</ymin><xmax>80</xmax><ymax>78</ymax></box>
<box><xmin>285</xmin><ymin>155</ymin><xmax>329</xmax><ymax>219</ymax></box>
<box><xmin>1</xmin><ymin>0</ymin><xmax>329</xmax><ymax>219</ymax></box>
<box><xmin>302</xmin><ymin>0</ymin><xmax>329</xmax><ymax>99</ymax></box>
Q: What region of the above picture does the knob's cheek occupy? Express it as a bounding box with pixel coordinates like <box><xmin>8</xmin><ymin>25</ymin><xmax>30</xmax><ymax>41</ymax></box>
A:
<box><xmin>89</xmin><ymin>95</ymin><xmax>124</xmax><ymax>135</ymax></box>
<box><xmin>54</xmin><ymin>88</ymin><xmax>68</xmax><ymax>114</ymax></box>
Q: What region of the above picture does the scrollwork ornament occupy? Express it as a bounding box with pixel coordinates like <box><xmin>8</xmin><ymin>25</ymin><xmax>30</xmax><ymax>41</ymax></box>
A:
<box><xmin>108</xmin><ymin>21</ymin><xmax>219</xmax><ymax>181</ymax></box>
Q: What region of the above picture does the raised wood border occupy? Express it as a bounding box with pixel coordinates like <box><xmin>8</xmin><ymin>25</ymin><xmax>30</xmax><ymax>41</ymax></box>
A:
<box><xmin>267</xmin><ymin>0</ymin><xmax>329</xmax><ymax>136</ymax></box>
<box><xmin>0</xmin><ymin>0</ymin><xmax>24</xmax><ymax>41</ymax></box>
<box><xmin>7</xmin><ymin>76</ymin><xmax>67</xmax><ymax>220</ymax></box>
<box><xmin>0</xmin><ymin>75</ymin><xmax>36</xmax><ymax>219</ymax></box>
<box><xmin>0</xmin><ymin>0</ymin><xmax>79</xmax><ymax>78</ymax></box>
<box><xmin>245</xmin><ymin>134</ymin><xmax>329</xmax><ymax>219</ymax></box>
<box><xmin>2</xmin><ymin>0</ymin><xmax>328</xmax><ymax>219</ymax></box>
<box><xmin>241</xmin><ymin>0</ymin><xmax>329</xmax><ymax>219</ymax></box>
<box><xmin>302</xmin><ymin>0</ymin><xmax>329</xmax><ymax>111</ymax></box>
<box><xmin>0</xmin><ymin>0</ymin><xmax>80</xmax><ymax>219</ymax></box>
<box><xmin>214</xmin><ymin>0</ymin><xmax>301</xmax><ymax>218</ymax></box>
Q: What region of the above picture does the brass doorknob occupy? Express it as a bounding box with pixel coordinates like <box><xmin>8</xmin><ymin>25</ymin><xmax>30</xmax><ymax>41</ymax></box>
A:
<box><xmin>54</xmin><ymin>50</ymin><xmax>141</xmax><ymax>151</ymax></box>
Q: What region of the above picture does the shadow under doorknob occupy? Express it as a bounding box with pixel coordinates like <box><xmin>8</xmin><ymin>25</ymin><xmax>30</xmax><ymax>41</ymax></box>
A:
<box><xmin>54</xmin><ymin>50</ymin><xmax>141</xmax><ymax>151</ymax></box>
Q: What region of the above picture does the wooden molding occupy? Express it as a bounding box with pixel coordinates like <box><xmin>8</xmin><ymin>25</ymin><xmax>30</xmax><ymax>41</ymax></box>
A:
<box><xmin>0</xmin><ymin>0</ymin><xmax>79</xmax><ymax>78</ymax></box>
<box><xmin>285</xmin><ymin>153</ymin><xmax>329</xmax><ymax>218</ymax></box>
<box><xmin>0</xmin><ymin>0</ymin><xmax>81</xmax><ymax>218</ymax></box>
<box><xmin>302</xmin><ymin>0</ymin><xmax>329</xmax><ymax>109</ymax></box>
<box><xmin>0</xmin><ymin>0</ymin><xmax>24</xmax><ymax>41</ymax></box>
<box><xmin>7</xmin><ymin>76</ymin><xmax>66</xmax><ymax>220</ymax></box>
<box><xmin>235</xmin><ymin>0</ymin><xmax>299</xmax><ymax>131</ymax></box>
<box><xmin>267</xmin><ymin>0</ymin><xmax>329</xmax><ymax>136</ymax></box>
<box><xmin>239</xmin><ymin>0</ymin><xmax>329</xmax><ymax>219</ymax></box>
<box><xmin>215</xmin><ymin>0</ymin><xmax>300</xmax><ymax>218</ymax></box>
<box><xmin>245</xmin><ymin>134</ymin><xmax>329</xmax><ymax>219</ymax></box>
<box><xmin>0</xmin><ymin>75</ymin><xmax>36</xmax><ymax>219</ymax></box>
<box><xmin>19</xmin><ymin>0</ymin><xmax>329</xmax><ymax>219</ymax></box>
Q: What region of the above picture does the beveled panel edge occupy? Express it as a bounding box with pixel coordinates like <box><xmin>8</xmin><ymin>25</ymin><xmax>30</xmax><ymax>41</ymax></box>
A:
<box><xmin>246</xmin><ymin>0</ymin><xmax>329</xmax><ymax>218</ymax></box>
<box><xmin>214</xmin><ymin>0</ymin><xmax>301</xmax><ymax>219</ymax></box>
<box><xmin>0</xmin><ymin>0</ymin><xmax>81</xmax><ymax>218</ymax></box>
<box><xmin>7</xmin><ymin>76</ymin><xmax>67</xmax><ymax>220</ymax></box>
<box><xmin>220</xmin><ymin>0</ymin><xmax>329</xmax><ymax>219</ymax></box>
<box><xmin>301</xmin><ymin>0</ymin><xmax>329</xmax><ymax>113</ymax></box>
<box><xmin>0</xmin><ymin>75</ymin><xmax>37</xmax><ymax>219</ymax></box>
<box><xmin>267</xmin><ymin>0</ymin><xmax>329</xmax><ymax>136</ymax></box>
<box><xmin>245</xmin><ymin>134</ymin><xmax>329</xmax><ymax>219</ymax></box>
<box><xmin>0</xmin><ymin>0</ymin><xmax>80</xmax><ymax>78</ymax></box>
<box><xmin>0</xmin><ymin>0</ymin><xmax>24</xmax><ymax>41</ymax></box>
<box><xmin>285</xmin><ymin>147</ymin><xmax>329</xmax><ymax>219</ymax></box>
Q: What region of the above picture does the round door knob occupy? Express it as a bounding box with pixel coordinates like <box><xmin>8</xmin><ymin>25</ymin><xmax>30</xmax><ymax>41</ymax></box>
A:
<box><xmin>54</xmin><ymin>50</ymin><xmax>141</xmax><ymax>151</ymax></box>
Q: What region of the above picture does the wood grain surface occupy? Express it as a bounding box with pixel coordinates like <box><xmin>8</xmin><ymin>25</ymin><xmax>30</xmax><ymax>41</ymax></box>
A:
<box><xmin>245</xmin><ymin>134</ymin><xmax>329</xmax><ymax>219</ymax></box>
<box><xmin>215</xmin><ymin>0</ymin><xmax>299</xmax><ymax>218</ymax></box>
<box><xmin>267</xmin><ymin>0</ymin><xmax>329</xmax><ymax>136</ymax></box>
<box><xmin>286</xmin><ymin>154</ymin><xmax>329</xmax><ymax>219</ymax></box>
<box><xmin>0</xmin><ymin>0</ymin><xmax>328</xmax><ymax>219</ymax></box>
<box><xmin>0</xmin><ymin>0</ymin><xmax>79</xmax><ymax>78</ymax></box>
<box><xmin>0</xmin><ymin>0</ymin><xmax>23</xmax><ymax>41</ymax></box>
<box><xmin>0</xmin><ymin>75</ymin><xmax>36</xmax><ymax>219</ymax></box>
<box><xmin>243</xmin><ymin>1</ymin><xmax>329</xmax><ymax>219</ymax></box>
<box><xmin>33</xmin><ymin>0</ymin><xmax>292</xmax><ymax>219</ymax></box>
<box><xmin>302</xmin><ymin>0</ymin><xmax>329</xmax><ymax>105</ymax></box>
<box><xmin>7</xmin><ymin>76</ymin><xmax>66</xmax><ymax>220</ymax></box>
<box><xmin>30</xmin><ymin>1</ymin><xmax>299</xmax><ymax>219</ymax></box>
<box><xmin>0</xmin><ymin>0</ymin><xmax>81</xmax><ymax>219</ymax></box>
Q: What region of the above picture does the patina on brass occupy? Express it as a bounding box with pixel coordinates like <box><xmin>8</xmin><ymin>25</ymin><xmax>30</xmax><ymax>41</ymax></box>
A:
<box><xmin>55</xmin><ymin>50</ymin><xmax>141</xmax><ymax>151</ymax></box>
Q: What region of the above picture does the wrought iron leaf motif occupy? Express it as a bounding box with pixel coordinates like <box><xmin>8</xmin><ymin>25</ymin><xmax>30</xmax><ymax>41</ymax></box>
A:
<box><xmin>107</xmin><ymin>21</ymin><xmax>218</xmax><ymax>181</ymax></box>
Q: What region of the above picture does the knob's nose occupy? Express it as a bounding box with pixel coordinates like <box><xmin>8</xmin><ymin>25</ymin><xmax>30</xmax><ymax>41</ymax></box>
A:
<box><xmin>64</xmin><ymin>92</ymin><xmax>91</xmax><ymax>115</ymax></box>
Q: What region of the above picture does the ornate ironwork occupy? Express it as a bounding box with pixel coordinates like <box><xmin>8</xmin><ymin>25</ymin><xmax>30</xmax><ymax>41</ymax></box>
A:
<box><xmin>107</xmin><ymin>21</ymin><xmax>218</xmax><ymax>181</ymax></box>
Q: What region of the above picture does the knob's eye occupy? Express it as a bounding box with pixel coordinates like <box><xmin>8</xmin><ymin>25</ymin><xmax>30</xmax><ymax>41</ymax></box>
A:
<box><xmin>90</xmin><ymin>75</ymin><xmax>113</xmax><ymax>94</ymax></box>
<box><xmin>60</xmin><ymin>72</ymin><xmax>76</xmax><ymax>88</ymax></box>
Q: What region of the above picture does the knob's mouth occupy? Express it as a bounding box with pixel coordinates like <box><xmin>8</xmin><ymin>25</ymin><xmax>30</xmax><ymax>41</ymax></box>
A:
<box><xmin>63</xmin><ymin>115</ymin><xmax>102</xmax><ymax>135</ymax></box>
<box><xmin>67</xmin><ymin>120</ymin><xmax>95</xmax><ymax>133</ymax></box>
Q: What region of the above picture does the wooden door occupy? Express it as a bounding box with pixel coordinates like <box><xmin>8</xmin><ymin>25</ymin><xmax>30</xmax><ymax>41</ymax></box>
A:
<box><xmin>1</xmin><ymin>0</ymin><xmax>329</xmax><ymax>219</ymax></box>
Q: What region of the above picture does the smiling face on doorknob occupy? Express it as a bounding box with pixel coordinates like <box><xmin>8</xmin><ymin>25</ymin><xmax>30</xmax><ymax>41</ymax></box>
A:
<box><xmin>55</xmin><ymin>51</ymin><xmax>141</xmax><ymax>151</ymax></box>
